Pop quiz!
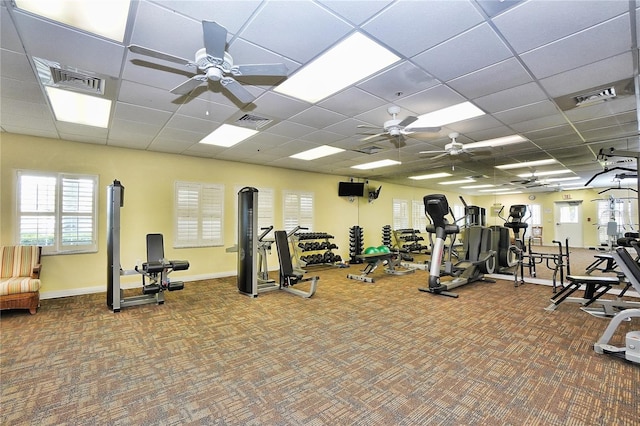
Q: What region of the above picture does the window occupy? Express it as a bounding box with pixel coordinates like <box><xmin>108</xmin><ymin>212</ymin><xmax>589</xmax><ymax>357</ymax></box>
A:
<box><xmin>412</xmin><ymin>199</ymin><xmax>427</xmax><ymax>232</ymax></box>
<box><xmin>175</xmin><ymin>181</ymin><xmax>224</xmax><ymax>248</ymax></box>
<box><xmin>392</xmin><ymin>198</ymin><xmax>409</xmax><ymax>230</ymax></box>
<box><xmin>233</xmin><ymin>186</ymin><xmax>275</xmax><ymax>238</ymax></box>
<box><xmin>17</xmin><ymin>170</ymin><xmax>98</xmax><ymax>254</ymax></box>
<box><xmin>525</xmin><ymin>204</ymin><xmax>542</xmax><ymax>226</ymax></box>
<box><xmin>283</xmin><ymin>190</ymin><xmax>314</xmax><ymax>233</ymax></box>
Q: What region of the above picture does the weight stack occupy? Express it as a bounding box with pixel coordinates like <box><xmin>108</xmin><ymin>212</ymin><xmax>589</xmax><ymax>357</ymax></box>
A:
<box><xmin>349</xmin><ymin>225</ymin><xmax>364</xmax><ymax>264</ymax></box>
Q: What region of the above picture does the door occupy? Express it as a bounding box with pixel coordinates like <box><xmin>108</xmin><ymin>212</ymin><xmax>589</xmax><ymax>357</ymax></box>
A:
<box><xmin>554</xmin><ymin>201</ymin><xmax>583</xmax><ymax>247</ymax></box>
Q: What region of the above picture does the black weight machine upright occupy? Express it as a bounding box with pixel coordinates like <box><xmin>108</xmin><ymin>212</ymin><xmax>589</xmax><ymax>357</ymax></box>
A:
<box><xmin>419</xmin><ymin>194</ymin><xmax>495</xmax><ymax>298</ymax></box>
<box><xmin>106</xmin><ymin>180</ymin><xmax>189</xmax><ymax>312</ymax></box>
<box><xmin>236</xmin><ymin>187</ymin><xmax>318</xmax><ymax>298</ymax></box>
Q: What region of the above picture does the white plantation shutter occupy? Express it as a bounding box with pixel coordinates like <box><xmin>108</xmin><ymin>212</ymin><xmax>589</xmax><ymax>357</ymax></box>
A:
<box><xmin>283</xmin><ymin>190</ymin><xmax>314</xmax><ymax>233</ymax></box>
<box><xmin>393</xmin><ymin>198</ymin><xmax>409</xmax><ymax>230</ymax></box>
<box><xmin>412</xmin><ymin>199</ymin><xmax>427</xmax><ymax>232</ymax></box>
<box><xmin>257</xmin><ymin>187</ymin><xmax>274</xmax><ymax>231</ymax></box>
<box><xmin>17</xmin><ymin>171</ymin><xmax>98</xmax><ymax>254</ymax></box>
<box><xmin>175</xmin><ymin>181</ymin><xmax>224</xmax><ymax>247</ymax></box>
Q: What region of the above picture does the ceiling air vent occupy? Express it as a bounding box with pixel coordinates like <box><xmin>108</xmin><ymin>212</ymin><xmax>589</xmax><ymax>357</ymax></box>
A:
<box><xmin>234</xmin><ymin>113</ymin><xmax>273</xmax><ymax>130</ymax></box>
<box><xmin>574</xmin><ymin>86</ymin><xmax>616</xmax><ymax>107</ymax></box>
<box><xmin>354</xmin><ymin>145</ymin><xmax>386</xmax><ymax>155</ymax></box>
<box><xmin>554</xmin><ymin>79</ymin><xmax>634</xmax><ymax>111</ymax></box>
<box><xmin>33</xmin><ymin>57</ymin><xmax>105</xmax><ymax>95</ymax></box>
<box><xmin>50</xmin><ymin>67</ymin><xmax>104</xmax><ymax>94</ymax></box>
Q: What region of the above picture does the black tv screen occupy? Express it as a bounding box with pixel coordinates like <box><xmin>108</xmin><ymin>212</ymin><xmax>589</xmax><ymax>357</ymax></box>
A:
<box><xmin>338</xmin><ymin>182</ymin><xmax>365</xmax><ymax>197</ymax></box>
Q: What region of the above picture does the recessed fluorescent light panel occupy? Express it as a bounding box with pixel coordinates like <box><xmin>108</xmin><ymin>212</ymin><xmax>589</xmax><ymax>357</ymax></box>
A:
<box><xmin>408</xmin><ymin>172</ymin><xmax>452</xmax><ymax>180</ymax></box>
<box><xmin>351</xmin><ymin>159</ymin><xmax>401</xmax><ymax>170</ymax></box>
<box><xmin>275</xmin><ymin>32</ymin><xmax>401</xmax><ymax>103</ymax></box>
<box><xmin>461</xmin><ymin>184</ymin><xmax>494</xmax><ymax>189</ymax></box>
<box><xmin>14</xmin><ymin>0</ymin><xmax>131</xmax><ymax>42</ymax></box>
<box><xmin>45</xmin><ymin>86</ymin><xmax>111</xmax><ymax>128</ymax></box>
<box><xmin>495</xmin><ymin>159</ymin><xmax>558</xmax><ymax>170</ymax></box>
<box><xmin>409</xmin><ymin>102</ymin><xmax>484</xmax><ymax>128</ymax></box>
<box><xmin>199</xmin><ymin>124</ymin><xmax>258</xmax><ymax>147</ymax></box>
<box><xmin>439</xmin><ymin>179</ymin><xmax>475</xmax><ymax>185</ymax></box>
<box><xmin>290</xmin><ymin>145</ymin><xmax>345</xmax><ymax>160</ymax></box>
<box><xmin>466</xmin><ymin>134</ymin><xmax>527</xmax><ymax>149</ymax></box>
<box><xmin>517</xmin><ymin>170</ymin><xmax>572</xmax><ymax>178</ymax></box>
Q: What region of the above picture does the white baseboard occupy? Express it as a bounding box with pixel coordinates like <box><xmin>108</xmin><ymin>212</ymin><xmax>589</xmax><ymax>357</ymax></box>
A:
<box><xmin>40</xmin><ymin>270</ymin><xmax>236</xmax><ymax>300</ymax></box>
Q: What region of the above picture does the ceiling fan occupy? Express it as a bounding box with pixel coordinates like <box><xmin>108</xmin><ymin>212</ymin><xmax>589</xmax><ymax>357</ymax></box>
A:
<box><xmin>357</xmin><ymin>106</ymin><xmax>441</xmax><ymax>148</ymax></box>
<box><xmin>419</xmin><ymin>132</ymin><xmax>492</xmax><ymax>159</ymax></box>
<box><xmin>128</xmin><ymin>20</ymin><xmax>288</xmax><ymax>104</ymax></box>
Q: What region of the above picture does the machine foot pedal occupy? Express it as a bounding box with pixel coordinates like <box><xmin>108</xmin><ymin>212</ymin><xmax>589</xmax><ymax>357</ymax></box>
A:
<box><xmin>143</xmin><ymin>284</ymin><xmax>161</xmax><ymax>294</ymax></box>
<box><xmin>168</xmin><ymin>281</ymin><xmax>184</xmax><ymax>291</ymax></box>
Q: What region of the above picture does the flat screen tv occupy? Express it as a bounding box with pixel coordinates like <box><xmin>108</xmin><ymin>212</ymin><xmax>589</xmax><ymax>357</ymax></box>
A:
<box><xmin>338</xmin><ymin>181</ymin><xmax>365</xmax><ymax>197</ymax></box>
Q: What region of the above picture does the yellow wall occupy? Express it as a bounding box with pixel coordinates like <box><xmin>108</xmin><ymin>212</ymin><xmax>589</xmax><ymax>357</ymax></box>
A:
<box><xmin>1</xmin><ymin>133</ymin><xmax>465</xmax><ymax>296</ymax></box>
<box><xmin>3</xmin><ymin>133</ymin><xmax>634</xmax><ymax>296</ymax></box>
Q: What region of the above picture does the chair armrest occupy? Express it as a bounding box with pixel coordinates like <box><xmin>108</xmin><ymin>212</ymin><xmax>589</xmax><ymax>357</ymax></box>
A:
<box><xmin>32</xmin><ymin>263</ymin><xmax>41</xmax><ymax>279</ymax></box>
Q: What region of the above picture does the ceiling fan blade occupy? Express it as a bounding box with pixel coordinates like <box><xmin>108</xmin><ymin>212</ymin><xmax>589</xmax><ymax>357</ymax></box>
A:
<box><xmin>429</xmin><ymin>153</ymin><xmax>449</xmax><ymax>160</ymax></box>
<box><xmin>359</xmin><ymin>132</ymin><xmax>386</xmax><ymax>142</ymax></box>
<box><xmin>128</xmin><ymin>45</ymin><xmax>193</xmax><ymax>66</ymax></box>
<box><xmin>170</xmin><ymin>75</ymin><xmax>207</xmax><ymax>95</ymax></box>
<box><xmin>235</xmin><ymin>63</ymin><xmax>288</xmax><ymax>77</ymax></box>
<box><xmin>418</xmin><ymin>149</ymin><xmax>446</xmax><ymax>154</ymax></box>
<box><xmin>202</xmin><ymin>20</ymin><xmax>227</xmax><ymax>61</ymax></box>
<box><xmin>398</xmin><ymin>116</ymin><xmax>418</xmax><ymax>127</ymax></box>
<box><xmin>404</xmin><ymin>126</ymin><xmax>441</xmax><ymax>133</ymax></box>
<box><xmin>220</xmin><ymin>77</ymin><xmax>255</xmax><ymax>104</ymax></box>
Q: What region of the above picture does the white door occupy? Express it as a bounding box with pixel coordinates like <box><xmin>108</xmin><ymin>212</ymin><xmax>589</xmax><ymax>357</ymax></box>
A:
<box><xmin>554</xmin><ymin>201</ymin><xmax>583</xmax><ymax>247</ymax></box>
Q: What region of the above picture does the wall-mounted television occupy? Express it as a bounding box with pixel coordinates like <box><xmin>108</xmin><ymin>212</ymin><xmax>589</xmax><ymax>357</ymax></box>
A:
<box><xmin>338</xmin><ymin>181</ymin><xmax>365</xmax><ymax>197</ymax></box>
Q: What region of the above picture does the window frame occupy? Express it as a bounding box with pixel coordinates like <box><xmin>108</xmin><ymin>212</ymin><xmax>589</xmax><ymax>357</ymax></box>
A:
<box><xmin>16</xmin><ymin>170</ymin><xmax>99</xmax><ymax>255</ymax></box>
<box><xmin>282</xmin><ymin>190</ymin><xmax>314</xmax><ymax>233</ymax></box>
<box><xmin>174</xmin><ymin>181</ymin><xmax>224</xmax><ymax>248</ymax></box>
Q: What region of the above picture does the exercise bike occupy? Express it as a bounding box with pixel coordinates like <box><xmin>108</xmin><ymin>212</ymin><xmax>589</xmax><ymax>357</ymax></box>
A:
<box><xmin>419</xmin><ymin>194</ymin><xmax>495</xmax><ymax>298</ymax></box>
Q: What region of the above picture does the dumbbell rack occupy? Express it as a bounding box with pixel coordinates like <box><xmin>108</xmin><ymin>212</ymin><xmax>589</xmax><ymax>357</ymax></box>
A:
<box><xmin>349</xmin><ymin>226</ymin><xmax>365</xmax><ymax>264</ymax></box>
<box><xmin>292</xmin><ymin>232</ymin><xmax>342</xmax><ymax>269</ymax></box>
<box><xmin>392</xmin><ymin>228</ymin><xmax>429</xmax><ymax>254</ymax></box>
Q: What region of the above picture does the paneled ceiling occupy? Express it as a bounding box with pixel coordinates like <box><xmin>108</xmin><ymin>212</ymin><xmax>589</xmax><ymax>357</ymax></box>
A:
<box><xmin>1</xmin><ymin>0</ymin><xmax>639</xmax><ymax>194</ymax></box>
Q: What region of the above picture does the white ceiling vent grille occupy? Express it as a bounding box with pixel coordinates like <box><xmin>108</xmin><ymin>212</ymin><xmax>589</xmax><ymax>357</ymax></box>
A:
<box><xmin>554</xmin><ymin>79</ymin><xmax>633</xmax><ymax>111</ymax></box>
<box><xmin>50</xmin><ymin>67</ymin><xmax>104</xmax><ymax>94</ymax></box>
<box><xmin>33</xmin><ymin>57</ymin><xmax>105</xmax><ymax>95</ymax></box>
<box><xmin>354</xmin><ymin>145</ymin><xmax>386</xmax><ymax>155</ymax></box>
<box><xmin>574</xmin><ymin>86</ymin><xmax>616</xmax><ymax>107</ymax></box>
<box><xmin>234</xmin><ymin>114</ymin><xmax>273</xmax><ymax>129</ymax></box>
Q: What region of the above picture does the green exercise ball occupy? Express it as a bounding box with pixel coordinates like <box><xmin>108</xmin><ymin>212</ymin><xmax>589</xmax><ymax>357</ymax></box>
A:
<box><xmin>364</xmin><ymin>246</ymin><xmax>379</xmax><ymax>254</ymax></box>
<box><xmin>377</xmin><ymin>245</ymin><xmax>390</xmax><ymax>253</ymax></box>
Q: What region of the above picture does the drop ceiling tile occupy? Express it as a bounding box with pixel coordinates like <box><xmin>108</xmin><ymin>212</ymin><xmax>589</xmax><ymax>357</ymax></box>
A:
<box><xmin>493</xmin><ymin>100</ymin><xmax>560</xmax><ymax>125</ymax></box>
<box><xmin>493</xmin><ymin>0</ymin><xmax>629</xmax><ymax>54</ymax></box>
<box><xmin>166</xmin><ymin>114</ymin><xmax>221</xmax><ymax>134</ymax></box>
<box><xmin>520</xmin><ymin>14</ymin><xmax>631</xmax><ymax>80</ymax></box>
<box><xmin>12</xmin><ymin>10</ymin><xmax>125</xmax><ymax>77</ymax></box>
<box><xmin>113</xmin><ymin>102</ymin><xmax>172</xmax><ymax>125</ymax></box>
<box><xmin>319</xmin><ymin>87</ymin><xmax>387</xmax><ymax>117</ymax></box>
<box><xmin>239</xmin><ymin>1</ymin><xmax>352</xmax><ymax>63</ymax></box>
<box><xmin>412</xmin><ymin>23</ymin><xmax>512</xmax><ymax>82</ymax></box>
<box><xmin>0</xmin><ymin>50</ymin><xmax>33</xmax><ymax>82</ymax></box>
<box><xmin>362</xmin><ymin>0</ymin><xmax>484</xmax><ymax>57</ymax></box>
<box><xmin>446</xmin><ymin>58</ymin><xmax>533</xmax><ymax>99</ymax></box>
<box><xmin>357</xmin><ymin>61</ymin><xmax>438</xmax><ymax>103</ymax></box>
<box><xmin>394</xmin><ymin>84</ymin><xmax>466</xmax><ymax>115</ymax></box>
<box><xmin>539</xmin><ymin>52</ymin><xmax>634</xmax><ymax>98</ymax></box>
<box><xmin>474</xmin><ymin>82</ymin><xmax>547</xmax><ymax>114</ymax></box>
<box><xmin>1</xmin><ymin>6</ymin><xmax>23</xmax><ymax>52</ymax></box>
<box><xmin>289</xmin><ymin>106</ymin><xmax>347</xmax><ymax>129</ymax></box>
<box><xmin>264</xmin><ymin>121</ymin><xmax>316</xmax><ymax>139</ymax></box>
<box><xmin>118</xmin><ymin>80</ymin><xmax>182</xmax><ymax>112</ymax></box>
<box><xmin>152</xmin><ymin>0</ymin><xmax>262</xmax><ymax>34</ymax></box>
<box><xmin>316</xmin><ymin>0</ymin><xmax>393</xmax><ymax>25</ymax></box>
<box><xmin>1</xmin><ymin>77</ymin><xmax>46</xmax><ymax>103</ymax></box>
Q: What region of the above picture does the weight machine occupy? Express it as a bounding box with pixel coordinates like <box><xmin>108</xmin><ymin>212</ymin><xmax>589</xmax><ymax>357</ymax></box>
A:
<box><xmin>236</xmin><ymin>187</ymin><xmax>317</xmax><ymax>298</ymax></box>
<box><xmin>418</xmin><ymin>194</ymin><xmax>495</xmax><ymax>298</ymax></box>
<box><xmin>106</xmin><ymin>180</ymin><xmax>189</xmax><ymax>312</ymax></box>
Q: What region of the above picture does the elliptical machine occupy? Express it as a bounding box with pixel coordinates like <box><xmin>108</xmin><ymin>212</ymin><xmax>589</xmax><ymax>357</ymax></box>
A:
<box><xmin>499</xmin><ymin>205</ymin><xmax>529</xmax><ymax>286</ymax></box>
<box><xmin>419</xmin><ymin>194</ymin><xmax>495</xmax><ymax>298</ymax></box>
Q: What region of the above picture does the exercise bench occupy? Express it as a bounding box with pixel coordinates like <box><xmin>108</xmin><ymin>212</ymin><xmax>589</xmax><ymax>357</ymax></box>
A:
<box><xmin>273</xmin><ymin>230</ymin><xmax>318</xmax><ymax>298</ymax></box>
<box><xmin>545</xmin><ymin>247</ymin><xmax>640</xmax><ymax>317</ymax></box>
